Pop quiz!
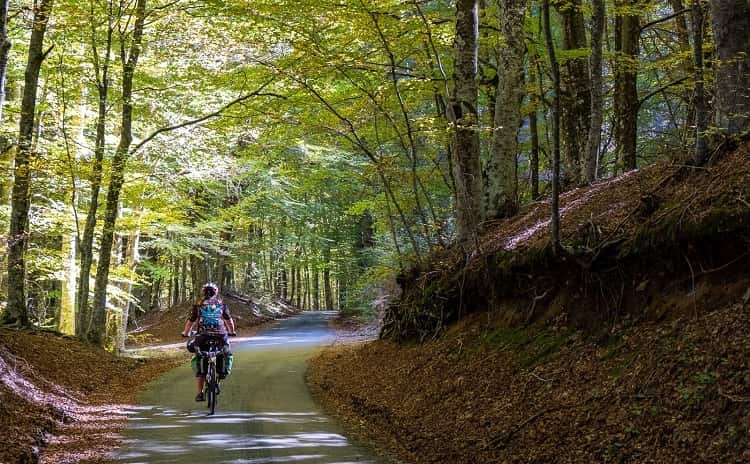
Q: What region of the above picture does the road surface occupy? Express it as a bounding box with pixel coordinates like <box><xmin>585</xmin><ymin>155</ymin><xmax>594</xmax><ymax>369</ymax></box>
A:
<box><xmin>115</xmin><ymin>311</ymin><xmax>383</xmax><ymax>463</ymax></box>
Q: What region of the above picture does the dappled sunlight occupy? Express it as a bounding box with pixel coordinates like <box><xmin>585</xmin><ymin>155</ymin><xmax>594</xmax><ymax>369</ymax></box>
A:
<box><xmin>502</xmin><ymin>170</ymin><xmax>638</xmax><ymax>251</ymax></box>
<box><xmin>116</xmin><ymin>313</ymin><xmax>380</xmax><ymax>463</ymax></box>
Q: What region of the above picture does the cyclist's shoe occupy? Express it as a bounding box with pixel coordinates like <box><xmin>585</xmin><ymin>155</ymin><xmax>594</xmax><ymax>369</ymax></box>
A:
<box><xmin>195</xmin><ymin>392</ymin><xmax>205</xmax><ymax>402</ymax></box>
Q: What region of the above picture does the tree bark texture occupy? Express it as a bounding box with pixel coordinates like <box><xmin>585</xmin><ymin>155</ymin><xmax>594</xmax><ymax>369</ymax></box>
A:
<box><xmin>614</xmin><ymin>6</ymin><xmax>639</xmax><ymax>171</ymax></box>
<box><xmin>710</xmin><ymin>0</ymin><xmax>750</xmax><ymax>135</ymax></box>
<box><xmin>692</xmin><ymin>0</ymin><xmax>708</xmax><ymax>164</ymax></box>
<box><xmin>4</xmin><ymin>0</ymin><xmax>54</xmax><ymax>327</ymax></box>
<box><xmin>543</xmin><ymin>0</ymin><xmax>562</xmax><ymax>253</ymax></box>
<box><xmin>89</xmin><ymin>0</ymin><xmax>146</xmax><ymax>344</ymax></box>
<box><xmin>77</xmin><ymin>54</ymin><xmax>112</xmax><ymax>338</ymax></box>
<box><xmin>450</xmin><ymin>0</ymin><xmax>482</xmax><ymax>244</ymax></box>
<box><xmin>585</xmin><ymin>0</ymin><xmax>605</xmax><ymax>182</ymax></box>
<box><xmin>555</xmin><ymin>0</ymin><xmax>590</xmax><ymax>185</ymax></box>
<box><xmin>0</xmin><ymin>0</ymin><xmax>12</xmax><ymax>125</ymax></box>
<box><xmin>482</xmin><ymin>0</ymin><xmax>525</xmax><ymax>220</ymax></box>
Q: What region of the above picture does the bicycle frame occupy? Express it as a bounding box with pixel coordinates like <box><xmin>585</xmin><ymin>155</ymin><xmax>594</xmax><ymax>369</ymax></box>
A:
<box><xmin>194</xmin><ymin>338</ymin><xmax>225</xmax><ymax>415</ymax></box>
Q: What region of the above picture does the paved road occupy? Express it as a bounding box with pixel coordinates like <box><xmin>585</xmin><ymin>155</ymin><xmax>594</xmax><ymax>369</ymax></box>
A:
<box><xmin>116</xmin><ymin>311</ymin><xmax>382</xmax><ymax>463</ymax></box>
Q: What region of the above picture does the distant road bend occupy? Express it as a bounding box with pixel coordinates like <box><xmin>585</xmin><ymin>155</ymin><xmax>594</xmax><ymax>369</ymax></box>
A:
<box><xmin>116</xmin><ymin>311</ymin><xmax>381</xmax><ymax>463</ymax></box>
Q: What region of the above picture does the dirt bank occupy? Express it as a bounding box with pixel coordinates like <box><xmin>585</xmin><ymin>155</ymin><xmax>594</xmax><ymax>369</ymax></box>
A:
<box><xmin>0</xmin><ymin>328</ymin><xmax>182</xmax><ymax>463</ymax></box>
<box><xmin>309</xmin><ymin>291</ymin><xmax>750</xmax><ymax>463</ymax></box>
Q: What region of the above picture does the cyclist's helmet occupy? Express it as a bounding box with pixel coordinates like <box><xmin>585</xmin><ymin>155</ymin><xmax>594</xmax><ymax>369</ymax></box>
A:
<box><xmin>201</xmin><ymin>282</ymin><xmax>219</xmax><ymax>298</ymax></box>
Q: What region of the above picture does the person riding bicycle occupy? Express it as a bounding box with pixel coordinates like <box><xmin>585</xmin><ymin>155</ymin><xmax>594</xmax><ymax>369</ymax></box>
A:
<box><xmin>181</xmin><ymin>282</ymin><xmax>236</xmax><ymax>402</ymax></box>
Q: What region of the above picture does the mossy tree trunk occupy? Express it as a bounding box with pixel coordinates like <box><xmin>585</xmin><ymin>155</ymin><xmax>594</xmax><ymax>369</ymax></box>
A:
<box><xmin>89</xmin><ymin>0</ymin><xmax>146</xmax><ymax>345</ymax></box>
<box><xmin>710</xmin><ymin>0</ymin><xmax>750</xmax><ymax>135</ymax></box>
<box><xmin>4</xmin><ymin>0</ymin><xmax>54</xmax><ymax>327</ymax></box>
<box><xmin>450</xmin><ymin>0</ymin><xmax>482</xmax><ymax>244</ymax></box>
<box><xmin>482</xmin><ymin>0</ymin><xmax>525</xmax><ymax>220</ymax></box>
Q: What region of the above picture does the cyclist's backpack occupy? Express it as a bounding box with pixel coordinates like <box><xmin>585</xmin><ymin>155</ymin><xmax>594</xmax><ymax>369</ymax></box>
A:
<box><xmin>198</xmin><ymin>298</ymin><xmax>224</xmax><ymax>332</ymax></box>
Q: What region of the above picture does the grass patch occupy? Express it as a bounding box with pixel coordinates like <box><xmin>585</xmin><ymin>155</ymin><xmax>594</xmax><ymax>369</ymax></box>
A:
<box><xmin>478</xmin><ymin>325</ymin><xmax>572</xmax><ymax>368</ymax></box>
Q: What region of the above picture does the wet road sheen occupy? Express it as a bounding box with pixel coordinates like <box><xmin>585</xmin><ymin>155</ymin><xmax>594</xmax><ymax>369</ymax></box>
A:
<box><xmin>116</xmin><ymin>311</ymin><xmax>381</xmax><ymax>463</ymax></box>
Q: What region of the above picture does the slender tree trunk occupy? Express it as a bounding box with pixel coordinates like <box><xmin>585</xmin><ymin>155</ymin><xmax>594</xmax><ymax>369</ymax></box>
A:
<box><xmin>482</xmin><ymin>0</ymin><xmax>525</xmax><ymax>220</ymax></box>
<box><xmin>89</xmin><ymin>0</ymin><xmax>146</xmax><ymax>345</ymax></box>
<box><xmin>323</xmin><ymin>246</ymin><xmax>333</xmax><ymax>310</ymax></box>
<box><xmin>555</xmin><ymin>0</ymin><xmax>590</xmax><ymax>185</ymax></box>
<box><xmin>77</xmin><ymin>0</ymin><xmax>114</xmax><ymax>338</ymax></box>
<box><xmin>0</xmin><ymin>0</ymin><xmax>11</xmax><ymax>125</ymax></box>
<box><xmin>710</xmin><ymin>0</ymin><xmax>750</xmax><ymax>135</ymax></box>
<box><xmin>119</xmin><ymin>226</ymin><xmax>140</xmax><ymax>352</ymax></box>
<box><xmin>585</xmin><ymin>0</ymin><xmax>605</xmax><ymax>182</ymax></box>
<box><xmin>692</xmin><ymin>0</ymin><xmax>708</xmax><ymax>165</ymax></box>
<box><xmin>614</xmin><ymin>4</ymin><xmax>639</xmax><ymax>171</ymax></box>
<box><xmin>313</xmin><ymin>269</ymin><xmax>320</xmax><ymax>310</ymax></box>
<box><xmin>528</xmin><ymin>59</ymin><xmax>541</xmax><ymax>200</ymax></box>
<box><xmin>4</xmin><ymin>0</ymin><xmax>54</xmax><ymax>327</ymax></box>
<box><xmin>450</xmin><ymin>0</ymin><xmax>482</xmax><ymax>244</ymax></box>
<box><xmin>543</xmin><ymin>0</ymin><xmax>561</xmax><ymax>253</ymax></box>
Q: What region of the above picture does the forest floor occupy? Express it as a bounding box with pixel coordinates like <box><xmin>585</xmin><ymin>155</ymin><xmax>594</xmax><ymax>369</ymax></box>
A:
<box><xmin>307</xmin><ymin>140</ymin><xmax>750</xmax><ymax>463</ymax></box>
<box><xmin>0</xmin><ymin>292</ymin><xmax>300</xmax><ymax>463</ymax></box>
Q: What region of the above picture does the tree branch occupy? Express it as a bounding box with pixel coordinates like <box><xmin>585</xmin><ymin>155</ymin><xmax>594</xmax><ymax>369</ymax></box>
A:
<box><xmin>638</xmin><ymin>76</ymin><xmax>690</xmax><ymax>109</ymax></box>
<box><xmin>129</xmin><ymin>77</ymin><xmax>278</xmax><ymax>155</ymax></box>
<box><xmin>640</xmin><ymin>9</ymin><xmax>690</xmax><ymax>32</ymax></box>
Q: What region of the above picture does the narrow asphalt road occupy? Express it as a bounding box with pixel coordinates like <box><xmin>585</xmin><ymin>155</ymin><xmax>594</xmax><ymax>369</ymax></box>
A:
<box><xmin>115</xmin><ymin>311</ymin><xmax>383</xmax><ymax>463</ymax></box>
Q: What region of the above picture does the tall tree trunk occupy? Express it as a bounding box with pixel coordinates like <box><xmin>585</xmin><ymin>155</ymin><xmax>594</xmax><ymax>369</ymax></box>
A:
<box><xmin>0</xmin><ymin>0</ymin><xmax>12</xmax><ymax>124</ymax></box>
<box><xmin>313</xmin><ymin>269</ymin><xmax>320</xmax><ymax>310</ymax></box>
<box><xmin>323</xmin><ymin>246</ymin><xmax>333</xmax><ymax>310</ymax></box>
<box><xmin>543</xmin><ymin>0</ymin><xmax>561</xmax><ymax>253</ymax></box>
<box><xmin>710</xmin><ymin>0</ymin><xmax>750</xmax><ymax>135</ymax></box>
<box><xmin>585</xmin><ymin>0</ymin><xmax>605</xmax><ymax>182</ymax></box>
<box><xmin>89</xmin><ymin>0</ymin><xmax>146</xmax><ymax>345</ymax></box>
<box><xmin>450</xmin><ymin>0</ymin><xmax>482</xmax><ymax>244</ymax></box>
<box><xmin>77</xmin><ymin>0</ymin><xmax>114</xmax><ymax>338</ymax></box>
<box><xmin>669</xmin><ymin>0</ymin><xmax>694</xmax><ymax>147</ymax></box>
<box><xmin>555</xmin><ymin>0</ymin><xmax>590</xmax><ymax>185</ymax></box>
<box><xmin>528</xmin><ymin>59</ymin><xmax>541</xmax><ymax>200</ymax></box>
<box><xmin>692</xmin><ymin>0</ymin><xmax>708</xmax><ymax>165</ymax></box>
<box><xmin>4</xmin><ymin>0</ymin><xmax>54</xmax><ymax>327</ymax></box>
<box><xmin>482</xmin><ymin>0</ymin><xmax>525</xmax><ymax>220</ymax></box>
<box><xmin>119</xmin><ymin>226</ymin><xmax>140</xmax><ymax>353</ymax></box>
<box><xmin>614</xmin><ymin>4</ymin><xmax>639</xmax><ymax>171</ymax></box>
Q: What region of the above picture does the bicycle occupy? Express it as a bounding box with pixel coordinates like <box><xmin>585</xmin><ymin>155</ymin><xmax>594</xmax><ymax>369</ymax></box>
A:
<box><xmin>194</xmin><ymin>337</ymin><xmax>226</xmax><ymax>415</ymax></box>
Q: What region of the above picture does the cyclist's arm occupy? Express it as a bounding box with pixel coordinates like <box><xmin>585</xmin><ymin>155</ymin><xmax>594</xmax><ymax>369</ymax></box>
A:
<box><xmin>181</xmin><ymin>319</ymin><xmax>196</xmax><ymax>337</ymax></box>
<box><xmin>222</xmin><ymin>305</ymin><xmax>236</xmax><ymax>334</ymax></box>
<box><xmin>181</xmin><ymin>306</ymin><xmax>199</xmax><ymax>336</ymax></box>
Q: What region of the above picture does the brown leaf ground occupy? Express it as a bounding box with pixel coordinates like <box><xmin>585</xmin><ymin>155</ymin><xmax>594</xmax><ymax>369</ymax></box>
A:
<box><xmin>309</xmin><ymin>295</ymin><xmax>750</xmax><ymax>463</ymax></box>
<box><xmin>0</xmin><ymin>328</ymin><xmax>183</xmax><ymax>463</ymax></box>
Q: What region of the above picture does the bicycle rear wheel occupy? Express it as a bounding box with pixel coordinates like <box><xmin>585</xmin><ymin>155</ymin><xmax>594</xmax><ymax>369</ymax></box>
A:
<box><xmin>206</xmin><ymin>364</ymin><xmax>217</xmax><ymax>415</ymax></box>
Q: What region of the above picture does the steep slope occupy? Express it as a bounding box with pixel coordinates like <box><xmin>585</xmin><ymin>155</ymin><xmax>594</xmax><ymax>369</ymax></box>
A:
<box><xmin>0</xmin><ymin>329</ymin><xmax>180</xmax><ymax>463</ymax></box>
<box><xmin>308</xmin><ymin>140</ymin><xmax>750</xmax><ymax>463</ymax></box>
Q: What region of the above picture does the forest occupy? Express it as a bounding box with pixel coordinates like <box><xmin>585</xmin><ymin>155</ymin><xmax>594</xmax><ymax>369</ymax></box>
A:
<box><xmin>0</xmin><ymin>0</ymin><xmax>747</xmax><ymax>356</ymax></box>
<box><xmin>1</xmin><ymin>0</ymin><xmax>750</xmax><ymax>462</ymax></box>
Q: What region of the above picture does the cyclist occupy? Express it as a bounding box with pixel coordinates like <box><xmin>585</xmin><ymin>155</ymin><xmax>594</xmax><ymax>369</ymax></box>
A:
<box><xmin>181</xmin><ymin>282</ymin><xmax>236</xmax><ymax>402</ymax></box>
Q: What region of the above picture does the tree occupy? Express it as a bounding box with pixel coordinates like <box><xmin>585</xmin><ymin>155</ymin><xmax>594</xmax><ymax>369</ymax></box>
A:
<box><xmin>482</xmin><ymin>0</ymin><xmax>525</xmax><ymax>220</ymax></box>
<box><xmin>585</xmin><ymin>0</ymin><xmax>605</xmax><ymax>182</ymax></box>
<box><xmin>89</xmin><ymin>0</ymin><xmax>147</xmax><ymax>344</ymax></box>
<box><xmin>450</xmin><ymin>0</ymin><xmax>482</xmax><ymax>244</ymax></box>
<box><xmin>0</xmin><ymin>0</ymin><xmax>11</xmax><ymax>125</ymax></box>
<box><xmin>710</xmin><ymin>0</ymin><xmax>750</xmax><ymax>135</ymax></box>
<box><xmin>543</xmin><ymin>0</ymin><xmax>561</xmax><ymax>253</ymax></box>
<box><xmin>556</xmin><ymin>0</ymin><xmax>590</xmax><ymax>185</ymax></box>
<box><xmin>614</xmin><ymin>0</ymin><xmax>639</xmax><ymax>171</ymax></box>
<box><xmin>77</xmin><ymin>0</ymin><xmax>115</xmax><ymax>339</ymax></box>
<box><xmin>4</xmin><ymin>0</ymin><xmax>55</xmax><ymax>327</ymax></box>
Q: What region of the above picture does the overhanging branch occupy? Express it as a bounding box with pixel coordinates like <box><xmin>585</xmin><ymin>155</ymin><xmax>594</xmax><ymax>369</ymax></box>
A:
<box><xmin>129</xmin><ymin>77</ymin><xmax>279</xmax><ymax>155</ymax></box>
